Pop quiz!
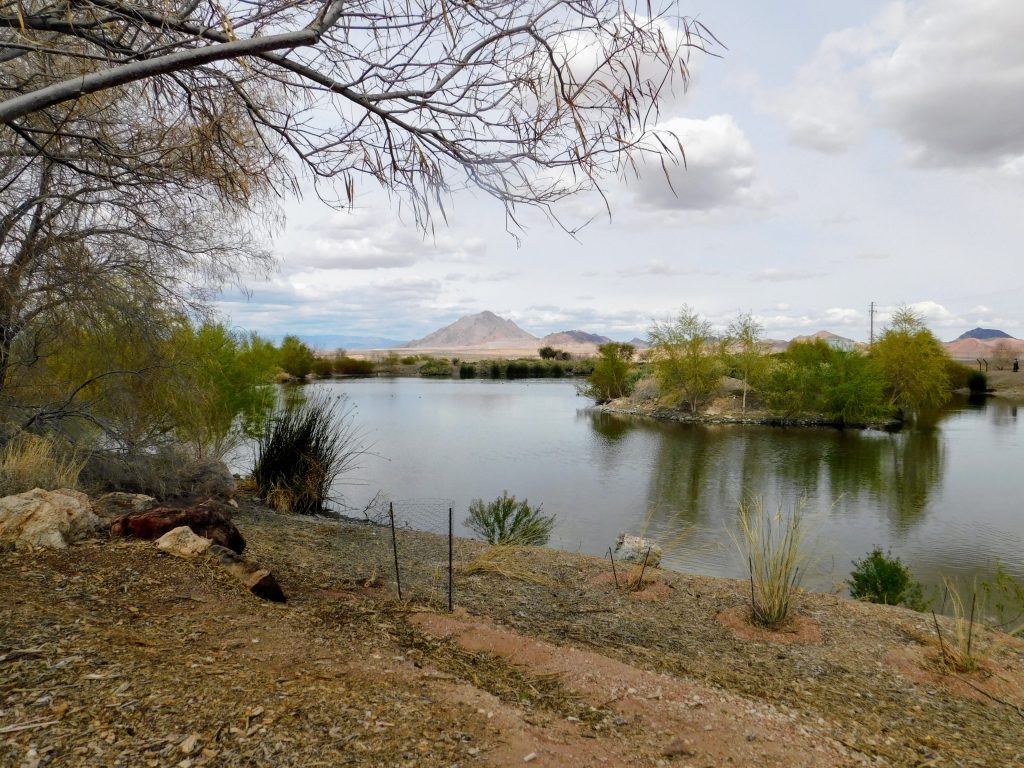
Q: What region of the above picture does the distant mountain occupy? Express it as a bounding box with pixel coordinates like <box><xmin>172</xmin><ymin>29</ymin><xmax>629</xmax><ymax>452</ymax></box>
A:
<box><xmin>541</xmin><ymin>330</ymin><xmax>612</xmax><ymax>347</ymax></box>
<box><xmin>945</xmin><ymin>336</ymin><xmax>1024</xmax><ymax>359</ymax></box>
<box><xmin>954</xmin><ymin>327</ymin><xmax>1012</xmax><ymax>341</ymax></box>
<box><xmin>296</xmin><ymin>334</ymin><xmax>403</xmax><ymax>351</ymax></box>
<box><xmin>789</xmin><ymin>330</ymin><xmax>859</xmax><ymax>350</ymax></box>
<box><xmin>628</xmin><ymin>337</ymin><xmax>649</xmax><ymax>349</ymax></box>
<box><xmin>406</xmin><ymin>310</ymin><xmax>538</xmax><ymax>348</ymax></box>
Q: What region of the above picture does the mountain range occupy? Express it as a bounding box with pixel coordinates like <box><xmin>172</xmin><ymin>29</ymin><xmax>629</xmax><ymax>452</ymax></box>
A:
<box><xmin>334</xmin><ymin>311</ymin><xmax>1021</xmax><ymax>357</ymax></box>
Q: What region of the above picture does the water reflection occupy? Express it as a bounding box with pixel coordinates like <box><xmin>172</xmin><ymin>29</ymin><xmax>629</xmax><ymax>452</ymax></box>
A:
<box><xmin>588</xmin><ymin>413</ymin><xmax>946</xmax><ymax>536</ymax></box>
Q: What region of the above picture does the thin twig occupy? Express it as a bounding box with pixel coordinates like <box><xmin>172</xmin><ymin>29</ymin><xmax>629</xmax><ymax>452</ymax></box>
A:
<box><xmin>607</xmin><ymin>547</ymin><xmax>619</xmax><ymax>589</ymax></box>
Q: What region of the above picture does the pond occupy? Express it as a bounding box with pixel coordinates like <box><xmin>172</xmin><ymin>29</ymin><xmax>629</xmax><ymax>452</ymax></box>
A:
<box><xmin>287</xmin><ymin>377</ymin><xmax>1024</xmax><ymax>593</ymax></box>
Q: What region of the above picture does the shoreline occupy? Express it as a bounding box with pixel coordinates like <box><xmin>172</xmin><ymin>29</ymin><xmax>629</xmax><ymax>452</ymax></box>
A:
<box><xmin>595</xmin><ymin>401</ymin><xmax>903</xmax><ymax>431</ymax></box>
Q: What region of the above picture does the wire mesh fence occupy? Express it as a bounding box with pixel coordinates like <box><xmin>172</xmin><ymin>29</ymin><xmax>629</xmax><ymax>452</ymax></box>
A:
<box><xmin>363</xmin><ymin>496</ymin><xmax>457</xmax><ymax>609</ymax></box>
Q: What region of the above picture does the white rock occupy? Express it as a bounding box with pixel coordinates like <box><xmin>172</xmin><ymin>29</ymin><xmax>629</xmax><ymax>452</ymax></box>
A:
<box><xmin>155</xmin><ymin>526</ymin><xmax>213</xmax><ymax>558</ymax></box>
<box><xmin>613</xmin><ymin>533</ymin><xmax>663</xmax><ymax>567</ymax></box>
<box><xmin>0</xmin><ymin>488</ymin><xmax>102</xmax><ymax>550</ymax></box>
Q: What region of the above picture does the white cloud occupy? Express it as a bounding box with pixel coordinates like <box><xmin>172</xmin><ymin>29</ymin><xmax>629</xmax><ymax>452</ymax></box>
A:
<box><xmin>779</xmin><ymin>0</ymin><xmax>1024</xmax><ymax>173</ymax></box>
<box><xmin>617</xmin><ymin>259</ymin><xmax>714</xmax><ymax>278</ymax></box>
<box><xmin>630</xmin><ymin>115</ymin><xmax>770</xmax><ymax>211</ymax></box>
<box><xmin>751</xmin><ymin>267</ymin><xmax>827</xmax><ymax>283</ymax></box>
<box><xmin>281</xmin><ymin>208</ymin><xmax>486</xmax><ymax>273</ymax></box>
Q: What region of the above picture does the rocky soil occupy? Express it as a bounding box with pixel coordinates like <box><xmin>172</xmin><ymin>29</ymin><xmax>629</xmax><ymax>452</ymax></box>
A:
<box><xmin>2</xmin><ymin>499</ymin><xmax>1022</xmax><ymax>767</ymax></box>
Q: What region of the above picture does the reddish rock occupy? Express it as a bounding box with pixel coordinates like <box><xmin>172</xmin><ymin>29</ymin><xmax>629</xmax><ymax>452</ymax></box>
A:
<box><xmin>110</xmin><ymin>500</ymin><xmax>245</xmax><ymax>554</ymax></box>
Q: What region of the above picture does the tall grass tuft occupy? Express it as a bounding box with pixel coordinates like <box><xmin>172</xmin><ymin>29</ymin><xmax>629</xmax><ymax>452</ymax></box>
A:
<box><xmin>0</xmin><ymin>433</ymin><xmax>83</xmax><ymax>496</ymax></box>
<box><xmin>933</xmin><ymin>577</ymin><xmax>985</xmax><ymax>673</ymax></box>
<box><xmin>465</xmin><ymin>492</ymin><xmax>555</xmax><ymax>546</ymax></box>
<box><xmin>734</xmin><ymin>497</ymin><xmax>808</xmax><ymax>628</ymax></box>
<box><xmin>251</xmin><ymin>392</ymin><xmax>363</xmax><ymax>514</ymax></box>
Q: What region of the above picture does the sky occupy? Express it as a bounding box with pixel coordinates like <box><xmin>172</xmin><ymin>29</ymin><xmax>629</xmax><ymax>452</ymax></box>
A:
<box><xmin>217</xmin><ymin>0</ymin><xmax>1024</xmax><ymax>345</ymax></box>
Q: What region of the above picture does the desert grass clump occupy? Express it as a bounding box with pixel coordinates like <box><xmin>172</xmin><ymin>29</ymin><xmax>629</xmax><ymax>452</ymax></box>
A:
<box><xmin>251</xmin><ymin>393</ymin><xmax>363</xmax><ymax>514</ymax></box>
<box><xmin>933</xmin><ymin>577</ymin><xmax>986</xmax><ymax>673</ymax></box>
<box><xmin>0</xmin><ymin>433</ymin><xmax>83</xmax><ymax>496</ymax></box>
<box><xmin>463</xmin><ymin>546</ymin><xmax>554</xmax><ymax>586</ymax></box>
<box><xmin>465</xmin><ymin>492</ymin><xmax>555</xmax><ymax>546</ymax></box>
<box><xmin>734</xmin><ymin>497</ymin><xmax>808</xmax><ymax>629</ymax></box>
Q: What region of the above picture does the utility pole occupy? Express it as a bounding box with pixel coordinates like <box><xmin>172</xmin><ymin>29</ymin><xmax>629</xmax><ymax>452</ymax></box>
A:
<box><xmin>869</xmin><ymin>301</ymin><xmax>875</xmax><ymax>346</ymax></box>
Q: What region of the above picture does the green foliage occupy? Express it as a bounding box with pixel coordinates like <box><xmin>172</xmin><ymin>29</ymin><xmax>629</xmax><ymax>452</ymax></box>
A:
<box><xmin>582</xmin><ymin>342</ymin><xmax>634</xmax><ymax>403</ymax></box>
<box><xmin>980</xmin><ymin>562</ymin><xmax>1024</xmax><ymax>635</ymax></box>
<box><xmin>465</xmin><ymin>491</ymin><xmax>555</xmax><ymax>546</ymax></box>
<box><xmin>418</xmin><ymin>358</ymin><xmax>453</xmax><ymax>377</ymax></box>
<box><xmin>459</xmin><ymin>362</ymin><xmax>477</xmax><ymax>378</ymax></box>
<box><xmin>251</xmin><ymin>392</ymin><xmax>362</xmax><ymax>514</ymax></box>
<box><xmin>648</xmin><ymin>306</ymin><xmax>725</xmax><ymax>413</ymax></box>
<box><xmin>311</xmin><ymin>357</ymin><xmax>334</xmax><ymax>378</ymax></box>
<box><xmin>278</xmin><ymin>335</ymin><xmax>316</xmax><ymax>379</ymax></box>
<box><xmin>870</xmin><ymin>307</ymin><xmax>951</xmax><ymax>418</ymax></box>
<box><xmin>538</xmin><ymin>346</ymin><xmax>558</xmax><ymax>360</ymax></box>
<box><xmin>966</xmin><ymin>369</ymin><xmax>988</xmax><ymax>394</ymax></box>
<box><xmin>401</xmin><ymin>355</ymin><xmax>420</xmax><ymax>365</ymax></box>
<box><xmin>848</xmin><ymin>548</ymin><xmax>928</xmax><ymax>611</ymax></box>
<box><xmin>726</xmin><ymin>312</ymin><xmax>770</xmax><ymax>412</ymax></box>
<box><xmin>760</xmin><ymin>341</ymin><xmax>889</xmax><ymax>423</ymax></box>
<box><xmin>334</xmin><ymin>356</ymin><xmax>376</xmax><ymax>375</ymax></box>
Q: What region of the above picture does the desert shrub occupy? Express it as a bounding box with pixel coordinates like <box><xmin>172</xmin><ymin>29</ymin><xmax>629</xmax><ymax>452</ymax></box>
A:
<box><xmin>311</xmin><ymin>357</ymin><xmax>334</xmax><ymax>378</ymax></box>
<box><xmin>459</xmin><ymin>362</ymin><xmax>477</xmax><ymax>379</ymax></box>
<box><xmin>734</xmin><ymin>498</ymin><xmax>808</xmax><ymax>628</ymax></box>
<box><xmin>419</xmin><ymin>358</ymin><xmax>453</xmax><ymax>377</ymax></box>
<box><xmin>0</xmin><ymin>433</ymin><xmax>83</xmax><ymax>496</ymax></box>
<box><xmin>79</xmin><ymin>446</ymin><xmax>237</xmax><ymax>499</ymax></box>
<box><xmin>251</xmin><ymin>393</ymin><xmax>362</xmax><ymax>514</ymax></box>
<box><xmin>848</xmin><ymin>548</ymin><xmax>928</xmax><ymax>610</ymax></box>
<box><xmin>538</xmin><ymin>346</ymin><xmax>557</xmax><ymax>359</ymax></box>
<box><xmin>400</xmin><ymin>355</ymin><xmax>420</xmax><ymax>365</ymax></box>
<box><xmin>334</xmin><ymin>356</ymin><xmax>376</xmax><ymax>375</ymax></box>
<box><xmin>966</xmin><ymin>369</ymin><xmax>988</xmax><ymax>394</ymax></box>
<box><xmin>465</xmin><ymin>492</ymin><xmax>555</xmax><ymax>546</ymax></box>
<box><xmin>980</xmin><ymin>562</ymin><xmax>1024</xmax><ymax>635</ymax></box>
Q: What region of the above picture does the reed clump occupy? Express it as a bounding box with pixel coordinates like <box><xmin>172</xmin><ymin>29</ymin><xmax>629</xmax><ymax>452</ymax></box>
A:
<box><xmin>735</xmin><ymin>497</ymin><xmax>808</xmax><ymax>629</ymax></box>
<box><xmin>0</xmin><ymin>433</ymin><xmax>83</xmax><ymax>496</ymax></box>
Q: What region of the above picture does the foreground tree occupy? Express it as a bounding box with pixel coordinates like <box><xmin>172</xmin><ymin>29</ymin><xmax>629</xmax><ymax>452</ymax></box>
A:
<box><xmin>648</xmin><ymin>306</ymin><xmax>724</xmax><ymax>413</ymax></box>
<box><xmin>0</xmin><ymin>1</ymin><xmax>715</xmax><ymax>443</ymax></box>
<box><xmin>871</xmin><ymin>308</ymin><xmax>951</xmax><ymax>419</ymax></box>
<box><xmin>2</xmin><ymin>1</ymin><xmax>714</xmax><ymax>224</ymax></box>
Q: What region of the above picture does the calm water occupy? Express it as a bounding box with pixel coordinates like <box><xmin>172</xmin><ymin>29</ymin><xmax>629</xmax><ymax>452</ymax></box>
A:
<box><xmin>301</xmin><ymin>378</ymin><xmax>1024</xmax><ymax>592</ymax></box>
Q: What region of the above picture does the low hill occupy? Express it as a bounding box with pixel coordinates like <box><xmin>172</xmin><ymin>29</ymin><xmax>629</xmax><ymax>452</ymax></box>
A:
<box><xmin>541</xmin><ymin>330</ymin><xmax>612</xmax><ymax>347</ymax></box>
<box><xmin>945</xmin><ymin>336</ymin><xmax>1024</xmax><ymax>360</ymax></box>
<box><xmin>954</xmin><ymin>327</ymin><xmax>1012</xmax><ymax>341</ymax></box>
<box><xmin>789</xmin><ymin>330</ymin><xmax>859</xmax><ymax>350</ymax></box>
<box><xmin>406</xmin><ymin>311</ymin><xmax>538</xmax><ymax>348</ymax></box>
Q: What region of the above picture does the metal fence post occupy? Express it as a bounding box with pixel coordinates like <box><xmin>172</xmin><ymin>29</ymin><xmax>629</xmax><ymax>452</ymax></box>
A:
<box><xmin>448</xmin><ymin>507</ymin><xmax>454</xmax><ymax>612</ymax></box>
<box><xmin>389</xmin><ymin>502</ymin><xmax>402</xmax><ymax>600</ymax></box>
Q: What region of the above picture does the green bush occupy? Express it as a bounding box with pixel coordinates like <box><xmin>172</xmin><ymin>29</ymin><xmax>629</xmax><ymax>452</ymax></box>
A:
<box><xmin>311</xmin><ymin>357</ymin><xmax>334</xmax><ymax>378</ymax></box>
<box><xmin>400</xmin><ymin>355</ymin><xmax>419</xmax><ymax>365</ymax></box>
<box><xmin>251</xmin><ymin>393</ymin><xmax>362</xmax><ymax>514</ymax></box>
<box><xmin>581</xmin><ymin>343</ymin><xmax>634</xmax><ymax>403</ymax></box>
<box><xmin>459</xmin><ymin>362</ymin><xmax>477</xmax><ymax>379</ymax></box>
<box><xmin>966</xmin><ymin>369</ymin><xmax>988</xmax><ymax>394</ymax></box>
<box><xmin>848</xmin><ymin>548</ymin><xmax>928</xmax><ymax>610</ymax></box>
<box><xmin>419</xmin><ymin>358</ymin><xmax>453</xmax><ymax>377</ymax></box>
<box><xmin>334</xmin><ymin>356</ymin><xmax>376</xmax><ymax>375</ymax></box>
<box><xmin>465</xmin><ymin>491</ymin><xmax>555</xmax><ymax>546</ymax></box>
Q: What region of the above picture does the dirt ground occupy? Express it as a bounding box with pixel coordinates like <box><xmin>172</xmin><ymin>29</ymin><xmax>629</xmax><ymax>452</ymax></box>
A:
<box><xmin>2</xmin><ymin>501</ymin><xmax>1023</xmax><ymax>767</ymax></box>
<box><xmin>987</xmin><ymin>370</ymin><xmax>1024</xmax><ymax>399</ymax></box>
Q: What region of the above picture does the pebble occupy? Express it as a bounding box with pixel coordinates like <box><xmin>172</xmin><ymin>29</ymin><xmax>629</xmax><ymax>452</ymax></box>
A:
<box><xmin>523</xmin><ymin>753</ymin><xmax>537</xmax><ymax>763</ymax></box>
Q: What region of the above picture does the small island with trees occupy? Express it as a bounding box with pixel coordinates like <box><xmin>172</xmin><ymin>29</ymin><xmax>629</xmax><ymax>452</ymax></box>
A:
<box><xmin>582</xmin><ymin>305</ymin><xmax>984</xmax><ymax>429</ymax></box>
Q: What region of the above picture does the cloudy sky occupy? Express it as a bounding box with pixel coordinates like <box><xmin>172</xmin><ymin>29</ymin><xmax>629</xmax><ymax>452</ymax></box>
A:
<box><xmin>219</xmin><ymin>0</ymin><xmax>1024</xmax><ymax>345</ymax></box>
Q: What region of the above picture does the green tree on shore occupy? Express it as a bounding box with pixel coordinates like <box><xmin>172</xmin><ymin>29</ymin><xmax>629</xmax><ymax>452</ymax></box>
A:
<box><xmin>871</xmin><ymin>308</ymin><xmax>950</xmax><ymax>419</ymax></box>
<box><xmin>583</xmin><ymin>343</ymin><xmax>635</xmax><ymax>403</ymax></box>
<box><xmin>648</xmin><ymin>306</ymin><xmax>725</xmax><ymax>413</ymax></box>
<box><xmin>727</xmin><ymin>311</ymin><xmax>770</xmax><ymax>413</ymax></box>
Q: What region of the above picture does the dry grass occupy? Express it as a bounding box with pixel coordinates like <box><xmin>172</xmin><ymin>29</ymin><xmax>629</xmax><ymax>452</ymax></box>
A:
<box><xmin>934</xmin><ymin>577</ymin><xmax>986</xmax><ymax>673</ymax></box>
<box><xmin>734</xmin><ymin>497</ymin><xmax>808</xmax><ymax>629</ymax></box>
<box><xmin>462</xmin><ymin>545</ymin><xmax>555</xmax><ymax>586</ymax></box>
<box><xmin>0</xmin><ymin>433</ymin><xmax>83</xmax><ymax>496</ymax></box>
